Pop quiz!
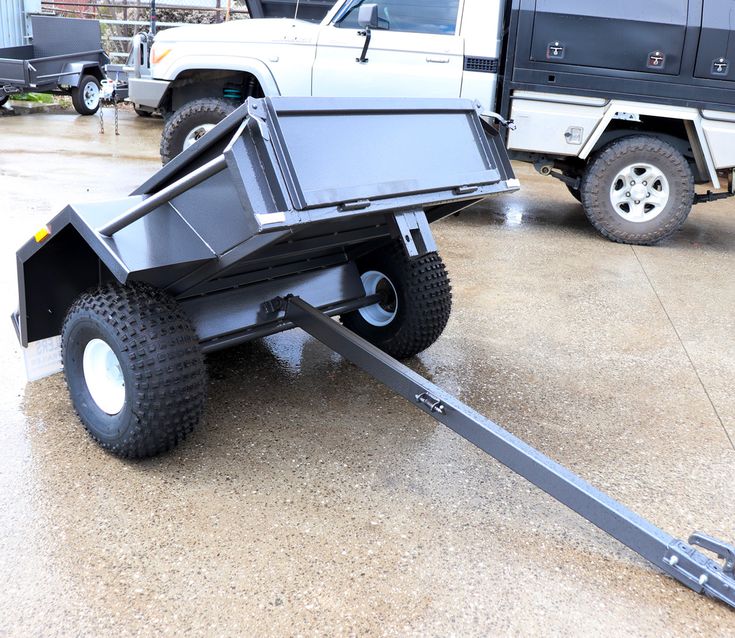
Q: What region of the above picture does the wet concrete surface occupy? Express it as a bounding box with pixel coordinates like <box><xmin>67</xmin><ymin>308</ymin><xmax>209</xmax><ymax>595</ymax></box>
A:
<box><xmin>1</xmin><ymin>109</ymin><xmax>734</xmax><ymax>636</ymax></box>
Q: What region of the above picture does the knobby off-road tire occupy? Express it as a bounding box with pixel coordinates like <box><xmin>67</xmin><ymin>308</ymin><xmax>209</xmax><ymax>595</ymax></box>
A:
<box><xmin>61</xmin><ymin>282</ymin><xmax>206</xmax><ymax>458</ymax></box>
<box><xmin>71</xmin><ymin>75</ymin><xmax>101</xmax><ymax>116</ymax></box>
<box><xmin>580</xmin><ymin>136</ymin><xmax>694</xmax><ymax>245</ymax></box>
<box><xmin>160</xmin><ymin>97</ymin><xmax>237</xmax><ymax>164</ymax></box>
<box><xmin>341</xmin><ymin>242</ymin><xmax>452</xmax><ymax>360</ymax></box>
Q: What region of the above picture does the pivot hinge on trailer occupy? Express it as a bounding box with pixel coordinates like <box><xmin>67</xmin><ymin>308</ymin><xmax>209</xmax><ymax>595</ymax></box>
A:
<box><xmin>272</xmin><ymin>295</ymin><xmax>735</xmax><ymax>610</ymax></box>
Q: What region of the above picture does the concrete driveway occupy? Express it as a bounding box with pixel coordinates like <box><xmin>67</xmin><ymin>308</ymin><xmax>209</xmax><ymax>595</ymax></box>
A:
<box><xmin>1</xmin><ymin>108</ymin><xmax>734</xmax><ymax>637</ymax></box>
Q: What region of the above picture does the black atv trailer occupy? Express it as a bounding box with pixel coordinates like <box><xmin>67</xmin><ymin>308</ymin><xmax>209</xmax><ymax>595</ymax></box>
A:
<box><xmin>12</xmin><ymin>97</ymin><xmax>735</xmax><ymax>611</ymax></box>
<box><xmin>0</xmin><ymin>15</ymin><xmax>109</xmax><ymax>115</ymax></box>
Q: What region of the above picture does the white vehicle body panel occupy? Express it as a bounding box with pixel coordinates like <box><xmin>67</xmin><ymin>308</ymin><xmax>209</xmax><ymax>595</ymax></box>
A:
<box><xmin>151</xmin><ymin>19</ymin><xmax>320</xmax><ymax>96</ymax></box>
<box><xmin>701</xmin><ymin>110</ymin><xmax>735</xmax><ymax>170</ymax></box>
<box><xmin>508</xmin><ymin>93</ymin><xmax>609</xmax><ymax>155</ymax></box>
<box><xmin>508</xmin><ymin>91</ymin><xmax>723</xmax><ymax>188</ymax></box>
<box><xmin>311</xmin><ymin>26</ymin><xmax>463</xmax><ymax>99</ymax></box>
<box><xmin>457</xmin><ymin>0</ymin><xmax>504</xmax><ymax>114</ymax></box>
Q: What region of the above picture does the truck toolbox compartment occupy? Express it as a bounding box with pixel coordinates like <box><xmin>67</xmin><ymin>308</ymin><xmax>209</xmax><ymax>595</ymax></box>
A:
<box><xmin>530</xmin><ymin>0</ymin><xmax>687</xmax><ymax>75</ymax></box>
<box><xmin>695</xmin><ymin>0</ymin><xmax>735</xmax><ymax>82</ymax></box>
<box><xmin>507</xmin><ymin>0</ymin><xmax>735</xmax><ymax>113</ymax></box>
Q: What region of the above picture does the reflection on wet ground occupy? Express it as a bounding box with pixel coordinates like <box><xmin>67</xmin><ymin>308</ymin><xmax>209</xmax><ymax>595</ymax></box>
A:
<box><xmin>1</xmin><ymin>110</ymin><xmax>734</xmax><ymax>636</ymax></box>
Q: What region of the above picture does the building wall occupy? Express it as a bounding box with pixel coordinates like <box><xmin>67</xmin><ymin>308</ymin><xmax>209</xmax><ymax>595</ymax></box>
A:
<box><xmin>0</xmin><ymin>0</ymin><xmax>40</xmax><ymax>48</ymax></box>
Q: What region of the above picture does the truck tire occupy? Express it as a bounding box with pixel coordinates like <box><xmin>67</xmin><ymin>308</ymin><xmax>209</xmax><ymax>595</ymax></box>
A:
<box><xmin>160</xmin><ymin>98</ymin><xmax>236</xmax><ymax>164</ymax></box>
<box><xmin>341</xmin><ymin>242</ymin><xmax>452</xmax><ymax>360</ymax></box>
<box><xmin>580</xmin><ymin>136</ymin><xmax>694</xmax><ymax>245</ymax></box>
<box><xmin>61</xmin><ymin>282</ymin><xmax>206</xmax><ymax>458</ymax></box>
<box><xmin>71</xmin><ymin>75</ymin><xmax>101</xmax><ymax>115</ymax></box>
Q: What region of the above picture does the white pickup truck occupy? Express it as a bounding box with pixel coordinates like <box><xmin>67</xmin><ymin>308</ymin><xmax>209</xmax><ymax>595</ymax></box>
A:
<box><xmin>128</xmin><ymin>0</ymin><xmax>735</xmax><ymax>245</ymax></box>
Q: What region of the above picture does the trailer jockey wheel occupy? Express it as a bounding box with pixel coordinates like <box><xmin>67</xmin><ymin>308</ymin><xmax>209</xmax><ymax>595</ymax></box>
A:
<box><xmin>61</xmin><ymin>282</ymin><xmax>207</xmax><ymax>458</ymax></box>
<box><xmin>580</xmin><ymin>135</ymin><xmax>694</xmax><ymax>245</ymax></box>
<box><xmin>341</xmin><ymin>241</ymin><xmax>452</xmax><ymax>360</ymax></box>
<box><xmin>71</xmin><ymin>75</ymin><xmax>101</xmax><ymax>116</ymax></box>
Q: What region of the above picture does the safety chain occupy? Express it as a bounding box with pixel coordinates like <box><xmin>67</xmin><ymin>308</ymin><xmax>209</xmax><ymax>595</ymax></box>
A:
<box><xmin>98</xmin><ymin>89</ymin><xmax>120</xmax><ymax>136</ymax></box>
<box><xmin>113</xmin><ymin>91</ymin><xmax>119</xmax><ymax>136</ymax></box>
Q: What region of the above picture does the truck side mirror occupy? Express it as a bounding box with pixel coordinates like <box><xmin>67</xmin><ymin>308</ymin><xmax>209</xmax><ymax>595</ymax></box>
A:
<box><xmin>358</xmin><ymin>4</ymin><xmax>379</xmax><ymax>30</ymax></box>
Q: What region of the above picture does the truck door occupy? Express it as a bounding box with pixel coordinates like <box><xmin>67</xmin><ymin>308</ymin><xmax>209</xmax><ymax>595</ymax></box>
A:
<box><xmin>311</xmin><ymin>0</ymin><xmax>463</xmax><ymax>98</ymax></box>
<box><xmin>695</xmin><ymin>0</ymin><xmax>735</xmax><ymax>82</ymax></box>
<box><xmin>529</xmin><ymin>0</ymin><xmax>688</xmax><ymax>75</ymax></box>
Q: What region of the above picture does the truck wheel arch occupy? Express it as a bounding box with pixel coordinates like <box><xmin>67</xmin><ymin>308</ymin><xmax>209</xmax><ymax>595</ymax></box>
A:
<box><xmin>580</xmin><ymin>108</ymin><xmax>719</xmax><ymax>189</ymax></box>
<box><xmin>160</xmin><ymin>59</ymin><xmax>281</xmax><ymax>113</ymax></box>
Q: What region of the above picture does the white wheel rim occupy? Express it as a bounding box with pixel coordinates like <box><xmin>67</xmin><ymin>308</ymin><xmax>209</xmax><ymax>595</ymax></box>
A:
<box><xmin>82</xmin><ymin>339</ymin><xmax>125</xmax><ymax>415</ymax></box>
<box><xmin>83</xmin><ymin>82</ymin><xmax>99</xmax><ymax>109</ymax></box>
<box><xmin>609</xmin><ymin>162</ymin><xmax>670</xmax><ymax>223</ymax></box>
<box><xmin>358</xmin><ymin>270</ymin><xmax>398</xmax><ymax>327</ymax></box>
<box><xmin>183</xmin><ymin>124</ymin><xmax>216</xmax><ymax>150</ymax></box>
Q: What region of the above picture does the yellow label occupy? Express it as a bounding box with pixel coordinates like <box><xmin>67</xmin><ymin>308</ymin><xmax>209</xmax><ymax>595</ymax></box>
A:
<box><xmin>34</xmin><ymin>226</ymin><xmax>50</xmax><ymax>243</ymax></box>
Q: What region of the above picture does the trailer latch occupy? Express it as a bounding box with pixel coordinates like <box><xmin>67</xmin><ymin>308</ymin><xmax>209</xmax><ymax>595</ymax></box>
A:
<box><xmin>415</xmin><ymin>392</ymin><xmax>445</xmax><ymax>415</ymax></box>
<box><xmin>453</xmin><ymin>185</ymin><xmax>479</xmax><ymax>195</ymax></box>
<box><xmin>338</xmin><ymin>199</ymin><xmax>371</xmax><ymax>212</ymax></box>
<box><xmin>689</xmin><ymin>532</ymin><xmax>735</xmax><ymax>576</ymax></box>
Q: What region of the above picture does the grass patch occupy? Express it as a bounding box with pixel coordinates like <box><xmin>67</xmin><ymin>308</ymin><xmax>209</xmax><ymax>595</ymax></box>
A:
<box><xmin>11</xmin><ymin>93</ymin><xmax>55</xmax><ymax>103</ymax></box>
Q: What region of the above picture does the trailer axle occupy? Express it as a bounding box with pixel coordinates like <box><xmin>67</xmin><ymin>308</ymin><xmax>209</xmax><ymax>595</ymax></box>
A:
<box><xmin>278</xmin><ymin>295</ymin><xmax>735</xmax><ymax>609</ymax></box>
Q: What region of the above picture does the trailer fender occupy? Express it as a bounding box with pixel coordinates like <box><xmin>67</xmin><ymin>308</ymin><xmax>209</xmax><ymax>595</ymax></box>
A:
<box><xmin>16</xmin><ymin>200</ymin><xmax>217</xmax><ymax>346</ymax></box>
<box><xmin>16</xmin><ymin>220</ymin><xmax>110</xmax><ymax>347</ymax></box>
<box><xmin>60</xmin><ymin>61</ymin><xmax>104</xmax><ymax>88</ymax></box>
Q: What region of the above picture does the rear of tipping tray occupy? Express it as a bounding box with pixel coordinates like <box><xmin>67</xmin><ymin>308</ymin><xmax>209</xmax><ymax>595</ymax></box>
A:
<box><xmin>135</xmin><ymin>97</ymin><xmax>515</xmax><ymax>218</ymax></box>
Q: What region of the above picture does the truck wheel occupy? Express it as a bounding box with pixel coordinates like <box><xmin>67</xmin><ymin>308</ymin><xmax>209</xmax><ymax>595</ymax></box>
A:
<box><xmin>580</xmin><ymin>136</ymin><xmax>694</xmax><ymax>245</ymax></box>
<box><xmin>61</xmin><ymin>282</ymin><xmax>206</xmax><ymax>458</ymax></box>
<box><xmin>71</xmin><ymin>75</ymin><xmax>101</xmax><ymax>115</ymax></box>
<box><xmin>341</xmin><ymin>242</ymin><xmax>452</xmax><ymax>360</ymax></box>
<box><xmin>160</xmin><ymin>98</ymin><xmax>236</xmax><ymax>164</ymax></box>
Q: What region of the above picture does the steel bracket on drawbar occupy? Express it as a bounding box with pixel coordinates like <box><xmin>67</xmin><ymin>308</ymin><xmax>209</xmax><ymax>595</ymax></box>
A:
<box><xmin>390</xmin><ymin>210</ymin><xmax>436</xmax><ymax>258</ymax></box>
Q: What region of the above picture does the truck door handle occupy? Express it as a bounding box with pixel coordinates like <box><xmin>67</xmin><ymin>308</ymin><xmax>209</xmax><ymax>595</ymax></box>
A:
<box><xmin>426</xmin><ymin>56</ymin><xmax>450</xmax><ymax>64</ymax></box>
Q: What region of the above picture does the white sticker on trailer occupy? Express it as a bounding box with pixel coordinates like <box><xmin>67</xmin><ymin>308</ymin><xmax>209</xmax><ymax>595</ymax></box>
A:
<box><xmin>23</xmin><ymin>335</ymin><xmax>62</xmax><ymax>382</ymax></box>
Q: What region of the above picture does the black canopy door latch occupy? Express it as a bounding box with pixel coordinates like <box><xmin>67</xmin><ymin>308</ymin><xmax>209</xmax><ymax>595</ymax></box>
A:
<box><xmin>647</xmin><ymin>50</ymin><xmax>666</xmax><ymax>69</ymax></box>
<box><xmin>547</xmin><ymin>41</ymin><xmax>565</xmax><ymax>60</ymax></box>
<box><xmin>712</xmin><ymin>57</ymin><xmax>730</xmax><ymax>75</ymax></box>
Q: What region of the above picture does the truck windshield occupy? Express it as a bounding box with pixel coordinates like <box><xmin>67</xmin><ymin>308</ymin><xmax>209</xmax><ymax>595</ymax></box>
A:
<box><xmin>332</xmin><ymin>0</ymin><xmax>362</xmax><ymax>24</ymax></box>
